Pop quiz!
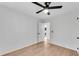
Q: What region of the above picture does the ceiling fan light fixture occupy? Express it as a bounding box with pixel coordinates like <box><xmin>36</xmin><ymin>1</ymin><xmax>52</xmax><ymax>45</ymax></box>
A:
<box><xmin>44</xmin><ymin>9</ymin><xmax>49</xmax><ymax>14</ymax></box>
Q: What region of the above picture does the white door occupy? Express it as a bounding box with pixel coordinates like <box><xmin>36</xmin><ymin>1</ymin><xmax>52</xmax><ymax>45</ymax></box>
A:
<box><xmin>38</xmin><ymin>22</ymin><xmax>50</xmax><ymax>42</ymax></box>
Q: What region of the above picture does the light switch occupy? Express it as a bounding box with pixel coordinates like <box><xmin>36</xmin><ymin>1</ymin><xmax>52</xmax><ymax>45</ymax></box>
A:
<box><xmin>77</xmin><ymin>37</ymin><xmax>79</xmax><ymax>39</ymax></box>
<box><xmin>77</xmin><ymin>48</ymin><xmax>79</xmax><ymax>50</ymax></box>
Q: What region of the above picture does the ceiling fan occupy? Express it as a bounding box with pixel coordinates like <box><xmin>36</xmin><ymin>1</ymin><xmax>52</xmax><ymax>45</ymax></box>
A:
<box><xmin>32</xmin><ymin>2</ymin><xmax>63</xmax><ymax>15</ymax></box>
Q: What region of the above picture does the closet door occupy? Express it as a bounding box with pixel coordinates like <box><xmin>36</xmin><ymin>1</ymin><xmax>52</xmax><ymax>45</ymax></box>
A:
<box><xmin>38</xmin><ymin>23</ymin><xmax>50</xmax><ymax>42</ymax></box>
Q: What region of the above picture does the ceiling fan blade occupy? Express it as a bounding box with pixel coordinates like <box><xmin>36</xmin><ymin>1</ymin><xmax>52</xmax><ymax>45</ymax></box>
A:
<box><xmin>32</xmin><ymin>2</ymin><xmax>45</xmax><ymax>8</ymax></box>
<box><xmin>48</xmin><ymin>5</ymin><xmax>62</xmax><ymax>9</ymax></box>
<box><xmin>36</xmin><ymin>9</ymin><xmax>45</xmax><ymax>14</ymax></box>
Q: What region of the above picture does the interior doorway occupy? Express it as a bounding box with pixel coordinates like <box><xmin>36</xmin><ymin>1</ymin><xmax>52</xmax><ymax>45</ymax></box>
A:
<box><xmin>38</xmin><ymin>22</ymin><xmax>50</xmax><ymax>42</ymax></box>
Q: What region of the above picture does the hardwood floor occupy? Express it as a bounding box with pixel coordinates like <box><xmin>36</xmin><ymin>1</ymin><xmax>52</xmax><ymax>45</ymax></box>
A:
<box><xmin>3</xmin><ymin>41</ymin><xmax>78</xmax><ymax>56</ymax></box>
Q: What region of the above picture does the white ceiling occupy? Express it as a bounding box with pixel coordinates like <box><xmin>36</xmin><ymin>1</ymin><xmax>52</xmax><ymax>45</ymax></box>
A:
<box><xmin>0</xmin><ymin>2</ymin><xmax>79</xmax><ymax>19</ymax></box>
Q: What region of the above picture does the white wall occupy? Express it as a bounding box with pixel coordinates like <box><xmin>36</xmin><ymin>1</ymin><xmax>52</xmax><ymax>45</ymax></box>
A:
<box><xmin>0</xmin><ymin>5</ymin><xmax>38</xmax><ymax>54</ymax></box>
<box><xmin>0</xmin><ymin>2</ymin><xmax>79</xmax><ymax>55</ymax></box>
<box><xmin>49</xmin><ymin>9</ymin><xmax>79</xmax><ymax>51</ymax></box>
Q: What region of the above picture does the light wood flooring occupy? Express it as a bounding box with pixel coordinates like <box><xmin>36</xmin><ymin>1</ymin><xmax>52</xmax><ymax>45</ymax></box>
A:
<box><xmin>3</xmin><ymin>41</ymin><xmax>78</xmax><ymax>56</ymax></box>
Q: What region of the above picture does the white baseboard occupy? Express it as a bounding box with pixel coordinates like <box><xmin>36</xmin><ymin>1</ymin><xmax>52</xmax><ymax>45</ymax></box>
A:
<box><xmin>49</xmin><ymin>41</ymin><xmax>77</xmax><ymax>51</ymax></box>
<box><xmin>0</xmin><ymin>42</ymin><xmax>39</xmax><ymax>56</ymax></box>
